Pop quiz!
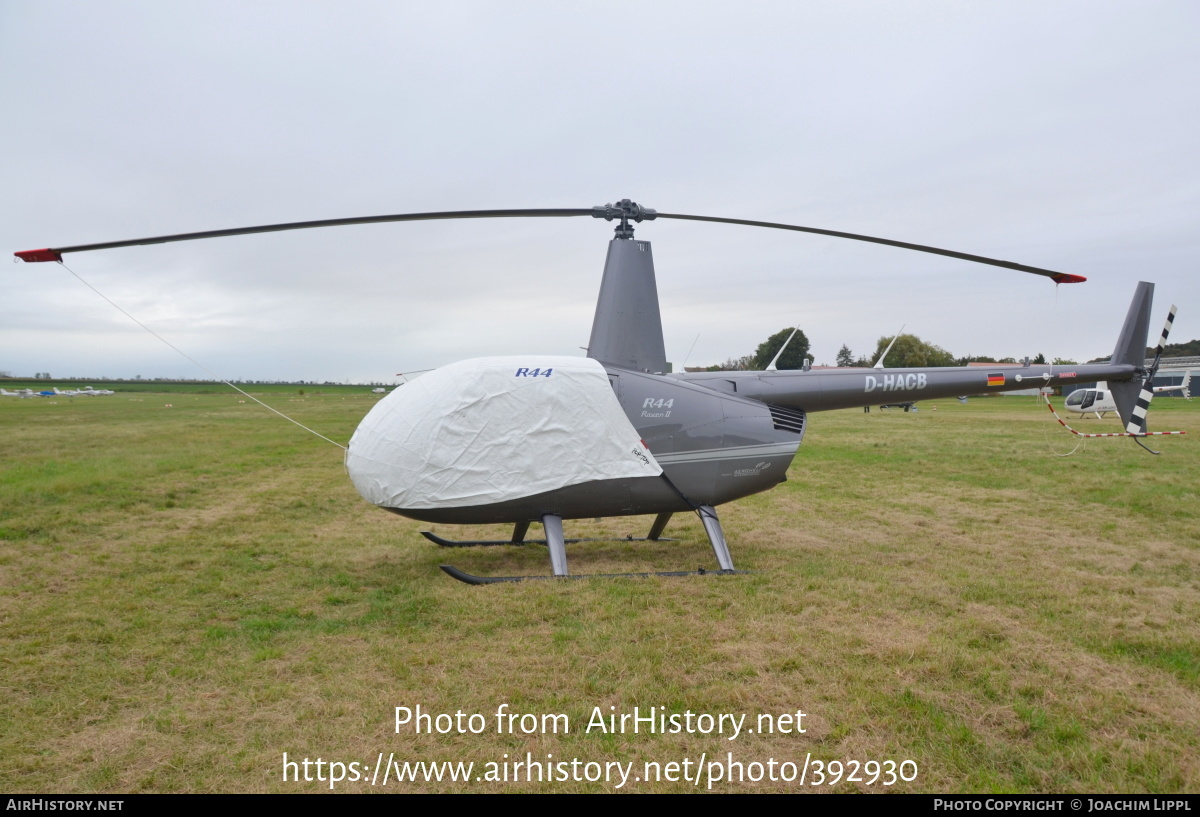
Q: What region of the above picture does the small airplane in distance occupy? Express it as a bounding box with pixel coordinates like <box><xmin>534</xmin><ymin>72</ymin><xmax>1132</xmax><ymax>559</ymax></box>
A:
<box><xmin>6</xmin><ymin>388</ymin><xmax>58</xmax><ymax>397</ymax></box>
<box><xmin>372</xmin><ymin>388</ymin><xmax>387</xmax><ymax>394</ymax></box>
<box><xmin>1</xmin><ymin>386</ymin><xmax>114</xmax><ymax>398</ymax></box>
<box><xmin>1065</xmin><ymin>373</ymin><xmax>1191</xmax><ymax>419</ymax></box>
<box><xmin>48</xmin><ymin>387</ymin><xmax>114</xmax><ymax>397</ymax></box>
<box><xmin>879</xmin><ymin>401</ymin><xmax>918</xmax><ymax>412</ymax></box>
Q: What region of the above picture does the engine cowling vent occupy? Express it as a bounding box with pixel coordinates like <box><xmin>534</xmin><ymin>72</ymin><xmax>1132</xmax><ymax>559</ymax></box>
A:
<box><xmin>769</xmin><ymin>405</ymin><xmax>807</xmax><ymax>435</ymax></box>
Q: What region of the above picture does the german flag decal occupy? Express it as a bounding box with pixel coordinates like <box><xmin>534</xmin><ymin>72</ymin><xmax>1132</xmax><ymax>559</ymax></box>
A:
<box><xmin>987</xmin><ymin>373</ymin><xmax>1005</xmax><ymax>387</ymax></box>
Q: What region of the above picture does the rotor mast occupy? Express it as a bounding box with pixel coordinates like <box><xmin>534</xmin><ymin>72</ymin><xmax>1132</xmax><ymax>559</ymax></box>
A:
<box><xmin>586</xmin><ymin>200</ymin><xmax>669</xmax><ymax>373</ymax></box>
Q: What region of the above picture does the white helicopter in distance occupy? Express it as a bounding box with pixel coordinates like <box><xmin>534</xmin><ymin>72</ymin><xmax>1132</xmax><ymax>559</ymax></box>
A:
<box><xmin>1065</xmin><ymin>372</ymin><xmax>1191</xmax><ymax>419</ymax></box>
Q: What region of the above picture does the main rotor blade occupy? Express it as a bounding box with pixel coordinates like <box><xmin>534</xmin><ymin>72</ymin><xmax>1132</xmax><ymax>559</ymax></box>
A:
<box><xmin>15</xmin><ymin>208</ymin><xmax>594</xmax><ymax>262</ymax></box>
<box><xmin>655</xmin><ymin>212</ymin><xmax>1085</xmax><ymax>283</ymax></box>
<box><xmin>16</xmin><ymin>202</ymin><xmax>1086</xmax><ymax>283</ymax></box>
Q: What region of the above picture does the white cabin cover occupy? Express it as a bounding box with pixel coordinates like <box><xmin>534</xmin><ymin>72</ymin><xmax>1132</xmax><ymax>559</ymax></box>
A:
<box><xmin>346</xmin><ymin>356</ymin><xmax>662</xmax><ymax>509</ymax></box>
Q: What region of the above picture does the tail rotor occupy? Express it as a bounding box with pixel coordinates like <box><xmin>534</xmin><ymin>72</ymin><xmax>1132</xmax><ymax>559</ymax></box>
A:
<box><xmin>1046</xmin><ymin>299</ymin><xmax>1185</xmax><ymax>455</ymax></box>
<box><xmin>1125</xmin><ymin>305</ymin><xmax>1177</xmax><ymax>436</ymax></box>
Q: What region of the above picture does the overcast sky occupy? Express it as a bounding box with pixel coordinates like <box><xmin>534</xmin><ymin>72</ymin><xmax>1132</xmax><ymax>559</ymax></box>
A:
<box><xmin>2</xmin><ymin>1</ymin><xmax>1197</xmax><ymax>383</ymax></box>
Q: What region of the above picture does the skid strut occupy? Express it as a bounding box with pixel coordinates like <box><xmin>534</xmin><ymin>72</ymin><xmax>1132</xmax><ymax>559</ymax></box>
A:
<box><xmin>698</xmin><ymin>504</ymin><xmax>734</xmax><ymax>571</ymax></box>
<box><xmin>511</xmin><ymin>520</ymin><xmax>529</xmax><ymax>544</ymax></box>
<box><xmin>544</xmin><ymin>514</ymin><xmax>568</xmax><ymax>577</ymax></box>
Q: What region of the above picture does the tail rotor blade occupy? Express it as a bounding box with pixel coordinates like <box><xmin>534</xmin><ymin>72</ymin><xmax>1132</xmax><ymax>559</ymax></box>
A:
<box><xmin>1125</xmin><ymin>305</ymin><xmax>1178</xmax><ymax>435</ymax></box>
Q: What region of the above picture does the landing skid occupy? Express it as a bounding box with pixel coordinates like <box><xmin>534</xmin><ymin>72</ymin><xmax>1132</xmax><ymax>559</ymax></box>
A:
<box><xmin>440</xmin><ymin>564</ymin><xmax>744</xmax><ymax>585</ymax></box>
<box><xmin>421</xmin><ymin>531</ymin><xmax>676</xmax><ymax>548</ymax></box>
<box><xmin>438</xmin><ymin>508</ymin><xmax>744</xmax><ymax>584</ymax></box>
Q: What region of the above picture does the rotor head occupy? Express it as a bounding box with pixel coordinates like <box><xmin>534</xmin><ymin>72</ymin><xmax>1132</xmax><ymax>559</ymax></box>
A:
<box><xmin>591</xmin><ymin>199</ymin><xmax>658</xmax><ymax>239</ymax></box>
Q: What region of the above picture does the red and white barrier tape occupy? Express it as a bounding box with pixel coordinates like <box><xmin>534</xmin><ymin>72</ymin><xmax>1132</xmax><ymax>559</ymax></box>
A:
<box><xmin>1044</xmin><ymin>396</ymin><xmax>1184</xmax><ymax>438</ymax></box>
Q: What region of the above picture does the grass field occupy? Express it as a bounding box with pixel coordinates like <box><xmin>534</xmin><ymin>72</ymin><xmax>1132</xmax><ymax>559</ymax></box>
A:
<box><xmin>1</xmin><ymin>389</ymin><xmax>1197</xmax><ymax>793</ymax></box>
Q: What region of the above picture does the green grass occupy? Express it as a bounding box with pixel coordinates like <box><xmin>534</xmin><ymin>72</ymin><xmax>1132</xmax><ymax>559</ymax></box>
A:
<box><xmin>0</xmin><ymin>391</ymin><xmax>1197</xmax><ymax>792</ymax></box>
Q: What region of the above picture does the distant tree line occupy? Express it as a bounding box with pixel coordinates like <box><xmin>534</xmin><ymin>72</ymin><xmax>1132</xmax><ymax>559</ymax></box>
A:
<box><xmin>703</xmin><ymin>327</ymin><xmax>811</xmax><ymax>371</ymax></box>
<box><xmin>1149</xmin><ymin>339</ymin><xmax>1200</xmax><ymax>357</ymax></box>
<box><xmin>694</xmin><ymin>326</ymin><xmax>1198</xmax><ymax>370</ymax></box>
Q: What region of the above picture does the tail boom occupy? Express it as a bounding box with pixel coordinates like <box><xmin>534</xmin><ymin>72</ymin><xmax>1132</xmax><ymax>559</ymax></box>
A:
<box><xmin>677</xmin><ymin>363</ymin><xmax>1137</xmax><ymax>413</ymax></box>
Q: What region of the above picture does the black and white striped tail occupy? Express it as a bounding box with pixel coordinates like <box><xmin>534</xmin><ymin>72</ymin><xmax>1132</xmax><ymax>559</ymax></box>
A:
<box><xmin>1126</xmin><ymin>305</ymin><xmax>1177</xmax><ymax>434</ymax></box>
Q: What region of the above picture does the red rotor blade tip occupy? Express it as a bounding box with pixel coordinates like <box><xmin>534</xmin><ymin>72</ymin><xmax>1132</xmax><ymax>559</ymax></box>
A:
<box><xmin>15</xmin><ymin>249</ymin><xmax>63</xmax><ymax>263</ymax></box>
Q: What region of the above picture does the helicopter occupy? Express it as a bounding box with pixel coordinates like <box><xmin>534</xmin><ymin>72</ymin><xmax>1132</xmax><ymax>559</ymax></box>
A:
<box><xmin>1064</xmin><ymin>373</ymin><xmax>1191</xmax><ymax>420</ymax></box>
<box><xmin>15</xmin><ymin>199</ymin><xmax>1181</xmax><ymax>584</ymax></box>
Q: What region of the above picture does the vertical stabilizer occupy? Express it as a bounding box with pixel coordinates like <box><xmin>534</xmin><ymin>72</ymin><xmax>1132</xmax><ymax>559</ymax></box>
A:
<box><xmin>1108</xmin><ymin>282</ymin><xmax>1154</xmax><ymax>428</ymax></box>
<box><xmin>586</xmin><ymin>238</ymin><xmax>668</xmax><ymax>373</ymax></box>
